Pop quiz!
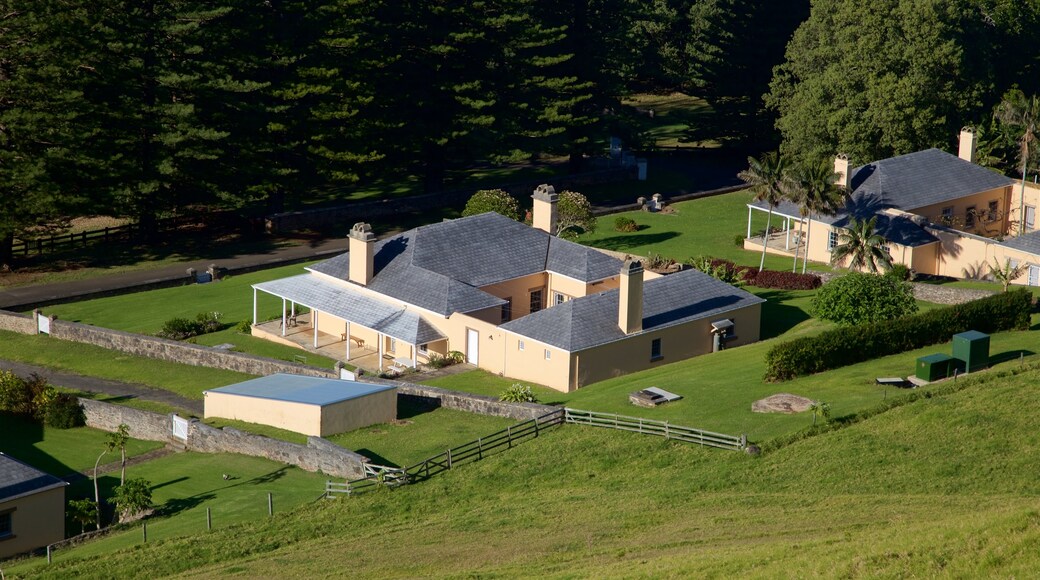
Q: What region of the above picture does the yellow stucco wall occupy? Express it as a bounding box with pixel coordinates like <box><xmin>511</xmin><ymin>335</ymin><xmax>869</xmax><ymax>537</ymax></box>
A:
<box><xmin>205</xmin><ymin>389</ymin><xmax>396</xmax><ymax>437</ymax></box>
<box><xmin>478</xmin><ymin>273</ymin><xmax>548</xmax><ymax>320</ymax></box>
<box><xmin>909</xmin><ymin>186</ymin><xmax>1012</xmax><ymax>237</ymax></box>
<box><xmin>498</xmin><ymin>335</ymin><xmax>573</xmax><ymax>391</ymax></box>
<box><xmin>0</xmin><ymin>485</ymin><xmax>65</xmax><ymax>559</ymax></box>
<box><xmin>319</xmin><ymin>389</ymin><xmax>397</xmax><ymax>436</ymax></box>
<box><xmin>1008</xmin><ymin>182</ymin><xmax>1040</xmax><ymax>236</ymax></box>
<box><xmin>572</xmin><ymin>303</ymin><xmax>762</xmax><ymax>390</ymax></box>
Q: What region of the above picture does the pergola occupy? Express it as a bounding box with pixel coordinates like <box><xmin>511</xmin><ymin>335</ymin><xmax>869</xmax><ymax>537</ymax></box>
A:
<box><xmin>251</xmin><ymin>275</ymin><xmax>445</xmax><ymax>372</ymax></box>
<box><xmin>745</xmin><ymin>204</ymin><xmax>806</xmax><ymax>251</ymax></box>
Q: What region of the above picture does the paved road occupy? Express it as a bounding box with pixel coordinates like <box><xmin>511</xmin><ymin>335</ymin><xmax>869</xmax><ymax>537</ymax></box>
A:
<box><xmin>0</xmin><ymin>359</ymin><xmax>203</xmax><ymax>415</ymax></box>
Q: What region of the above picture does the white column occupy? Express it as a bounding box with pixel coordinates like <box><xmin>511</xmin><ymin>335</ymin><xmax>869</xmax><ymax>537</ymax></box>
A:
<box><xmin>252</xmin><ymin>288</ymin><xmax>257</xmax><ymax>326</ymax></box>
<box><xmin>746</xmin><ymin>207</ymin><xmax>752</xmax><ymax>239</ymax></box>
<box><xmin>785</xmin><ymin>218</ymin><xmax>792</xmax><ymax>250</ymax></box>
<box><xmin>412</xmin><ymin>343</ymin><xmax>417</xmax><ymax>368</ymax></box>
<box><xmin>291</xmin><ymin>302</ymin><xmax>296</xmax><ymax>318</ymax></box>
<box><xmin>378</xmin><ymin>333</ymin><xmax>384</xmax><ymax>372</ymax></box>
<box><xmin>345</xmin><ymin>321</ymin><xmax>351</xmax><ymax>360</ymax></box>
<box><xmin>281</xmin><ymin>298</ymin><xmax>286</xmax><ymax>336</ymax></box>
<box><xmin>313</xmin><ymin>310</ymin><xmax>319</xmax><ymax>348</ymax></box>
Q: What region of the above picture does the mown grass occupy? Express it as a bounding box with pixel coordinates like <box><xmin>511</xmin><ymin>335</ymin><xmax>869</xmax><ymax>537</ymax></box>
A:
<box><xmin>621</xmin><ymin>92</ymin><xmax>714</xmax><ymax>149</ymax></box>
<box><xmin>14</xmin><ymin>364</ymin><xmax>1040</xmax><ymax>578</ymax></box>
<box><xmin>0</xmin><ymin>412</ymin><xmax>163</xmax><ymax>476</ymax></box>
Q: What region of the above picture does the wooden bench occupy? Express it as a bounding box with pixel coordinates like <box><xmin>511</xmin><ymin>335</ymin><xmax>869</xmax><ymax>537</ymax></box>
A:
<box><xmin>340</xmin><ymin>334</ymin><xmax>365</xmax><ymax>348</ymax></box>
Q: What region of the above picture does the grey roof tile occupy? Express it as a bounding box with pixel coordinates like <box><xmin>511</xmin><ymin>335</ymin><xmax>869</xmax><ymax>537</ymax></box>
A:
<box><xmin>1000</xmin><ymin>229</ymin><xmax>1040</xmax><ymax>256</ymax></box>
<box><xmin>0</xmin><ymin>453</ymin><xmax>65</xmax><ymax>502</ymax></box>
<box><xmin>501</xmin><ymin>269</ymin><xmax>765</xmax><ymax>352</ymax></box>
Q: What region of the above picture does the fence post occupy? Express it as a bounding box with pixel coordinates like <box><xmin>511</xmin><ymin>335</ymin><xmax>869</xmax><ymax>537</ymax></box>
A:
<box><xmin>47</xmin><ymin>544</ymin><xmax>52</xmax><ymax>564</ymax></box>
<box><xmin>207</xmin><ymin>507</ymin><xmax>212</xmax><ymax>530</ymax></box>
<box><xmin>507</xmin><ymin>426</ymin><xmax>512</xmax><ymax>448</ymax></box>
<box><xmin>740</xmin><ymin>434</ymin><xmax>747</xmax><ymax>449</ymax></box>
<box><xmin>268</xmin><ymin>493</ymin><xmax>273</xmax><ymax>516</ymax></box>
<box><xmin>447</xmin><ymin>448</ymin><xmax>452</xmax><ymax>469</ymax></box>
<box><xmin>478</xmin><ymin>437</ymin><xmax>483</xmax><ymax>460</ymax></box>
<box><xmin>143</xmin><ymin>522</ymin><xmax>147</xmax><ymax>543</ymax></box>
<box><xmin>664</xmin><ymin>422</ymin><xmax>669</xmax><ymax>440</ymax></box>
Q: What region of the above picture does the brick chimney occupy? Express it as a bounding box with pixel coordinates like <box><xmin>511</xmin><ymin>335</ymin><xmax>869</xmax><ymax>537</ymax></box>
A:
<box><xmin>532</xmin><ymin>184</ymin><xmax>558</xmax><ymax>235</ymax></box>
<box><xmin>618</xmin><ymin>259</ymin><xmax>643</xmax><ymax>335</ymax></box>
<box><xmin>834</xmin><ymin>154</ymin><xmax>851</xmax><ymax>189</ymax></box>
<box><xmin>958</xmin><ymin>127</ymin><xmax>976</xmax><ymax>163</ymax></box>
<box><xmin>348</xmin><ymin>222</ymin><xmax>376</xmax><ymax>285</ymax></box>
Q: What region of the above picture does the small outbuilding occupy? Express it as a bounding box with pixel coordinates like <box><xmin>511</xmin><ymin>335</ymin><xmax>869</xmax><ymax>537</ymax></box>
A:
<box><xmin>0</xmin><ymin>453</ymin><xmax>67</xmax><ymax>559</ymax></box>
<box><xmin>204</xmin><ymin>374</ymin><xmax>396</xmax><ymax>437</ymax></box>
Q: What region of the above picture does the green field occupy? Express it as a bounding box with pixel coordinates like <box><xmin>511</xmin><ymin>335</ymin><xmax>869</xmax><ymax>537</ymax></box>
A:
<box><xmin>11</xmin><ymin>363</ymin><xmax>1040</xmax><ymax>578</ymax></box>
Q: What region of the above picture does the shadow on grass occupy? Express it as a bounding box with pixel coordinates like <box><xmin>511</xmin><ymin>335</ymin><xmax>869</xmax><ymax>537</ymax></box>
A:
<box><xmin>585</xmin><ymin>231</ymin><xmax>681</xmax><ymax>252</ymax></box>
<box><xmin>354</xmin><ymin>449</ymin><xmax>399</xmax><ymax>468</ymax></box>
<box><xmin>757</xmin><ymin>290</ymin><xmax>812</xmax><ymax>339</ymax></box>
<box><xmin>151</xmin><ymin>476</ymin><xmax>189</xmax><ymax>491</ymax></box>
<box><xmin>990</xmin><ymin>350</ymin><xmax>1036</xmax><ymax>365</ymax></box>
<box><xmin>246</xmin><ymin>467</ymin><xmax>289</xmax><ymax>486</ymax></box>
<box><xmin>397</xmin><ymin>396</ymin><xmax>440</xmax><ymax>420</ymax></box>
<box><xmin>160</xmin><ymin>493</ymin><xmax>217</xmax><ymax>517</ymax></box>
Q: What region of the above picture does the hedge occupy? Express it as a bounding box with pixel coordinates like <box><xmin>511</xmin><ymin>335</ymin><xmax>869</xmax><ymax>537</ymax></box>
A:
<box><xmin>705</xmin><ymin>258</ymin><xmax>821</xmax><ymax>290</ymax></box>
<box><xmin>764</xmin><ymin>289</ymin><xmax>1034</xmax><ymax>381</ymax></box>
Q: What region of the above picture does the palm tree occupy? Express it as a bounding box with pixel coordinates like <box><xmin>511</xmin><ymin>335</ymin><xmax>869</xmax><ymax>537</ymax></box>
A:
<box><xmin>994</xmin><ymin>89</ymin><xmax>1040</xmax><ymax>236</ymax></box>
<box><xmin>830</xmin><ymin>216</ymin><xmax>893</xmax><ymax>273</ymax></box>
<box><xmin>784</xmin><ymin>159</ymin><xmax>843</xmax><ymax>273</ymax></box>
<box><xmin>738</xmin><ymin>152</ymin><xmax>790</xmax><ymax>272</ymax></box>
<box><xmin>808</xmin><ymin>400</ymin><xmax>831</xmax><ymax>426</ymax></box>
<box><xmin>989</xmin><ymin>257</ymin><xmax>1028</xmax><ymax>292</ymax></box>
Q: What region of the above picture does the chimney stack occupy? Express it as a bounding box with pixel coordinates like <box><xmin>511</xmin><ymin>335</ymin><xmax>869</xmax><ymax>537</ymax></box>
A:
<box><xmin>834</xmin><ymin>154</ymin><xmax>851</xmax><ymax>189</ymax></box>
<box><xmin>617</xmin><ymin>259</ymin><xmax>644</xmax><ymax>335</ymax></box>
<box><xmin>348</xmin><ymin>222</ymin><xmax>376</xmax><ymax>285</ymax></box>
<box><xmin>958</xmin><ymin>127</ymin><xmax>976</xmax><ymax>163</ymax></box>
<box><xmin>531</xmin><ymin>184</ymin><xmax>558</xmax><ymax>235</ymax></box>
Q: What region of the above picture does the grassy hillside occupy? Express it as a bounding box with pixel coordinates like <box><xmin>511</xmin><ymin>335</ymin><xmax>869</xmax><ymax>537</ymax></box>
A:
<box><xmin>14</xmin><ymin>364</ymin><xmax>1040</xmax><ymax>578</ymax></box>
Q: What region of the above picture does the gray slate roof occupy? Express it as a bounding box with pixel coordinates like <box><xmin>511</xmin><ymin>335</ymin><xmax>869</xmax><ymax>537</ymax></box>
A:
<box><xmin>500</xmin><ymin>268</ymin><xmax>765</xmax><ymax>352</ymax></box>
<box><xmin>308</xmin><ymin>212</ymin><xmax>622</xmax><ymax>315</ymax></box>
<box><xmin>0</xmin><ymin>453</ymin><xmax>65</xmax><ymax>502</ymax></box>
<box><xmin>1000</xmin><ymin>229</ymin><xmax>1040</xmax><ymax>256</ymax></box>
<box><xmin>253</xmin><ymin>275</ymin><xmax>446</xmax><ymax>345</ymax></box>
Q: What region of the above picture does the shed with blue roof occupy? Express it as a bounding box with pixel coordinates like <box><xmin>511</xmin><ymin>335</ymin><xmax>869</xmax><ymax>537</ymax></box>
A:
<box><xmin>203</xmin><ymin>374</ymin><xmax>396</xmax><ymax>436</ymax></box>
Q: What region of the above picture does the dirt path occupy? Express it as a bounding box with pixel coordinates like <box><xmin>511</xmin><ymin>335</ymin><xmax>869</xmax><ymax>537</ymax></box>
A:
<box><xmin>63</xmin><ymin>447</ymin><xmax>178</xmax><ymax>482</ymax></box>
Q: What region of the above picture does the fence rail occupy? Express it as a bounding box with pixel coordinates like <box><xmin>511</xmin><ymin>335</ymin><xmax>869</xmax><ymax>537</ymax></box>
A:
<box><xmin>10</xmin><ymin>215</ymin><xmax>201</xmax><ymax>257</ymax></box>
<box><xmin>327</xmin><ymin>409</ymin><xmax>564</xmax><ymax>497</ymax></box>
<box><xmin>563</xmin><ymin>408</ymin><xmax>746</xmax><ymax>451</ymax></box>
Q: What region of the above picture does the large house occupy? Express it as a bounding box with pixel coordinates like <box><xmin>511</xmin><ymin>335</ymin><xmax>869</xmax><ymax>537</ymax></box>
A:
<box><xmin>251</xmin><ymin>186</ymin><xmax>764</xmax><ymax>392</ymax></box>
<box><xmin>745</xmin><ymin>129</ymin><xmax>1040</xmax><ymax>285</ymax></box>
<box><xmin>0</xmin><ymin>453</ymin><xmax>67</xmax><ymax>559</ymax></box>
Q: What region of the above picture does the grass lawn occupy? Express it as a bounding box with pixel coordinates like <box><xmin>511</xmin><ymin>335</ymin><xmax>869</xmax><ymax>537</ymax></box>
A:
<box><xmin>621</xmin><ymin>93</ymin><xmax>714</xmax><ymax>149</ymax></box>
<box><xmin>326</xmin><ymin>399</ymin><xmax>515</xmax><ymax>468</ymax></box>
<box><xmin>21</xmin><ymin>363</ymin><xmax>1040</xmax><ymax>578</ymax></box>
<box><xmin>0</xmin><ymin>412</ymin><xmax>163</xmax><ymax>476</ymax></box>
<box><xmin>4</xmin><ymin>452</ymin><xmax>330</xmax><ymax>577</ymax></box>
<box><xmin>0</xmin><ymin>331</ymin><xmax>252</xmax><ymax>400</ymax></box>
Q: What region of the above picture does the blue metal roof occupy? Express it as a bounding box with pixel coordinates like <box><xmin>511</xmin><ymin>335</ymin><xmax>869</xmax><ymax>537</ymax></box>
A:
<box><xmin>205</xmin><ymin>374</ymin><xmax>395</xmax><ymax>406</ymax></box>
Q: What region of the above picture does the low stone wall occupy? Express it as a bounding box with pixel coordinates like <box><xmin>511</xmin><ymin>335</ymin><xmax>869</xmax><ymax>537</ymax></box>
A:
<box><xmin>0</xmin><ymin>309</ymin><xmax>35</xmax><ymax>334</ymax></box>
<box><xmin>265</xmin><ymin>168</ymin><xmax>632</xmax><ymax>233</ymax></box>
<box><xmin>47</xmin><ymin>318</ymin><xmax>334</xmax><ymax>379</ymax></box>
<box><xmin>79</xmin><ymin>398</ymin><xmax>367</xmax><ymax>479</ymax></box>
<box><xmin>366</xmin><ymin>378</ymin><xmax>556</xmax><ymax>421</ymax></box>
<box><xmin>80</xmin><ymin>398</ymin><xmax>172</xmax><ymax>442</ymax></box>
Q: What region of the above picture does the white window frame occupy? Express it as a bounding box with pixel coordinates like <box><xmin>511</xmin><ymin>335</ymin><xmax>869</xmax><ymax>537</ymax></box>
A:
<box><xmin>553</xmin><ymin>292</ymin><xmax>566</xmax><ymax>306</ymax></box>
<box><xmin>1026</xmin><ymin>205</ymin><xmax>1036</xmax><ymax>230</ymax></box>
<box><xmin>941</xmin><ymin>206</ymin><xmax>954</xmax><ymax>223</ymax></box>
<box><xmin>388</xmin><ymin>338</ymin><xmax>397</xmax><ymax>353</ymax></box>
<box><xmin>827</xmin><ymin>230</ymin><xmax>839</xmax><ymax>251</ymax></box>
<box><xmin>518</xmin><ymin>340</ymin><xmax>525</xmax><ymax>351</ymax></box>
<box><xmin>544</xmin><ymin>349</ymin><xmax>551</xmax><ymax>360</ymax></box>
<box><xmin>418</xmin><ymin>343</ymin><xmax>428</xmax><ymax>355</ymax></box>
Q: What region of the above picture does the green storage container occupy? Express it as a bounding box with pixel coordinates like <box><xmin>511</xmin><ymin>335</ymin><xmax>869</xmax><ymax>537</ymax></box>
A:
<box><xmin>952</xmin><ymin>330</ymin><xmax>990</xmax><ymax>373</ymax></box>
<box><xmin>916</xmin><ymin>353</ymin><xmax>957</xmax><ymax>382</ymax></box>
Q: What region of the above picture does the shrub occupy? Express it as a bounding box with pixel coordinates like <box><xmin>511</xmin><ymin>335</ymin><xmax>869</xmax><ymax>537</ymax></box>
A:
<box><xmin>686</xmin><ymin>256</ymin><xmax>746</xmax><ymax>285</ymax></box>
<box><xmin>734</xmin><ymin>234</ymin><xmax>747</xmax><ymax>247</ymax></box>
<box><xmin>614</xmin><ymin>216</ymin><xmax>638</xmax><ymax>232</ymax></box>
<box><xmin>158</xmin><ymin>312</ymin><xmax>223</xmax><ymax>340</ymax></box>
<box><xmin>751</xmin><ymin>269</ymin><xmax>821</xmax><ymax>290</ymax></box>
<box><xmin>462</xmin><ymin>189</ymin><xmax>521</xmax><ymax>221</ymax></box>
<box><xmin>499</xmin><ymin>384</ymin><xmax>538</xmax><ymax>403</ymax></box>
<box><xmin>811</xmin><ymin>273</ymin><xmax>917</xmax><ymax>325</ymax></box>
<box><xmin>446</xmin><ymin>351</ymin><xmax>465</xmax><ymax>364</ymax></box>
<box><xmin>644</xmin><ymin>252</ymin><xmax>674</xmax><ymax>271</ymax></box>
<box><xmin>886</xmin><ymin>263</ymin><xmax>912</xmax><ymax>281</ymax></box>
<box><xmin>44</xmin><ymin>393</ymin><xmax>85</xmax><ymax>428</ymax></box>
<box><xmin>557</xmin><ymin>190</ymin><xmax>596</xmax><ymax>236</ymax></box>
<box><xmin>235</xmin><ymin>319</ymin><xmax>253</xmax><ymax>333</ymax></box>
<box><xmin>765</xmin><ymin>289</ymin><xmax>1033</xmax><ymax>381</ymax></box>
<box><xmin>0</xmin><ymin>370</ymin><xmax>33</xmax><ymax>415</ymax></box>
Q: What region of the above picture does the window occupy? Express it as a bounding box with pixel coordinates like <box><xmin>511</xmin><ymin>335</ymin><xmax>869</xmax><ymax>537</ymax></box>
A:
<box><xmin>0</xmin><ymin>510</ymin><xmax>12</xmax><ymax>540</ymax></box>
<box><xmin>388</xmin><ymin>338</ymin><xmax>396</xmax><ymax>353</ymax></box>
<box><xmin>1026</xmin><ymin>205</ymin><xmax>1036</xmax><ymax>230</ymax></box>
<box><xmin>544</xmin><ymin>349</ymin><xmax>551</xmax><ymax>360</ymax></box>
<box><xmin>530</xmin><ymin>289</ymin><xmax>543</xmax><ymax>313</ymax></box>
<box><xmin>988</xmin><ymin>200</ymin><xmax>999</xmax><ymax>221</ymax></box>
<box><xmin>518</xmin><ymin>340</ymin><xmax>525</xmax><ymax>351</ymax></box>
<box><xmin>418</xmin><ymin>343</ymin><xmax>428</xmax><ymax>355</ymax></box>
<box><xmin>965</xmin><ymin>206</ymin><xmax>976</xmax><ymax>228</ymax></box>
<box><xmin>553</xmin><ymin>292</ymin><xmax>566</xmax><ymax>306</ymax></box>
<box><xmin>651</xmin><ymin>338</ymin><xmax>662</xmax><ymax>361</ymax></box>
<box><xmin>501</xmin><ymin>297</ymin><xmax>512</xmax><ymax>323</ymax></box>
<box><xmin>940</xmin><ymin>206</ymin><xmax>954</xmax><ymax>224</ymax></box>
<box><xmin>827</xmin><ymin>230</ymin><xmax>839</xmax><ymax>251</ymax></box>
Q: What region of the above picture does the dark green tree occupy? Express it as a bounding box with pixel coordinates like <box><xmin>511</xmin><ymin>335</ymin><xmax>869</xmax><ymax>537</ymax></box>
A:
<box><xmin>993</xmin><ymin>88</ymin><xmax>1040</xmax><ymax>237</ymax></box>
<box><xmin>783</xmin><ymin>158</ymin><xmax>842</xmax><ymax>273</ymax></box>
<box><xmin>738</xmin><ymin>152</ymin><xmax>791</xmax><ymax>272</ymax></box>
<box><xmin>811</xmin><ymin>272</ymin><xmax>918</xmax><ymax>325</ymax></box>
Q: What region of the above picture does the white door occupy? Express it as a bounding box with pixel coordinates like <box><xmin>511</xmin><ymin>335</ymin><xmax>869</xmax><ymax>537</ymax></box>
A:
<box><xmin>172</xmin><ymin>415</ymin><xmax>188</xmax><ymax>441</ymax></box>
<box><xmin>466</xmin><ymin>328</ymin><xmax>479</xmax><ymax>365</ymax></box>
<box><xmin>1029</xmin><ymin>265</ymin><xmax>1039</xmax><ymax>287</ymax></box>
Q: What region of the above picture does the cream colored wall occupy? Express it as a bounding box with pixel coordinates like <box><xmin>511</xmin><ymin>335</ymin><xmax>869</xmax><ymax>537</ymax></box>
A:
<box><xmin>499</xmin><ymin>334</ymin><xmax>573</xmax><ymax>392</ymax></box>
<box><xmin>572</xmin><ymin>303</ymin><xmax>762</xmax><ymax>389</ymax></box>
<box><xmin>800</xmin><ymin>220</ymin><xmax>837</xmax><ymax>265</ymax></box>
<box><xmin>479</xmin><ymin>273</ymin><xmax>547</xmax><ymax>320</ymax></box>
<box><xmin>547</xmin><ymin>272</ymin><xmax>591</xmax><ymax>301</ymax></box>
<box><xmin>1008</xmin><ymin>182</ymin><xmax>1040</xmax><ymax>236</ymax></box>
<box><xmin>205</xmin><ymin>392</ymin><xmax>323</xmax><ymax>436</ymax></box>
<box><xmin>0</xmin><ymin>486</ymin><xmax>65</xmax><ymax>558</ymax></box>
<box><xmin>910</xmin><ymin>243</ymin><xmax>939</xmax><ymax>275</ymax></box>
<box><xmin>909</xmin><ymin>186</ymin><xmax>1012</xmax><ymax>237</ymax></box>
<box><xmin>444</xmin><ymin>313</ymin><xmax>508</xmax><ymax>374</ymax></box>
<box><xmin>587</xmin><ymin>276</ymin><xmax>621</xmax><ymax>294</ymax></box>
<box><xmin>319</xmin><ymin>389</ymin><xmax>397</xmax><ymax>436</ymax></box>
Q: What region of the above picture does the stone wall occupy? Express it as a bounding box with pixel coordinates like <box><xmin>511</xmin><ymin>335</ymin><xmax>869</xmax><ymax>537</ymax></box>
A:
<box><xmin>364</xmin><ymin>377</ymin><xmax>557</xmax><ymax>421</ymax></box>
<box><xmin>909</xmin><ymin>282</ymin><xmax>995</xmax><ymax>305</ymax></box>
<box><xmin>80</xmin><ymin>399</ymin><xmax>171</xmax><ymax>442</ymax></box>
<box><xmin>0</xmin><ymin>310</ymin><xmax>36</xmax><ymax>334</ymax></box>
<box><xmin>265</xmin><ymin>168</ymin><xmax>633</xmax><ymax>233</ymax></box>
<box><xmin>78</xmin><ymin>398</ymin><xmax>367</xmax><ymax>479</ymax></box>
<box><xmin>47</xmin><ymin>318</ymin><xmax>334</xmax><ymax>378</ymax></box>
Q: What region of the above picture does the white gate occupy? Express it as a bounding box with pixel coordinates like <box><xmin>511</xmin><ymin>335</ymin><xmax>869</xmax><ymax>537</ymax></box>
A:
<box><xmin>466</xmin><ymin>329</ymin><xmax>479</xmax><ymax>365</ymax></box>
<box><xmin>171</xmin><ymin>415</ymin><xmax>189</xmax><ymax>441</ymax></box>
<box><xmin>37</xmin><ymin>315</ymin><xmax>50</xmax><ymax>334</ymax></box>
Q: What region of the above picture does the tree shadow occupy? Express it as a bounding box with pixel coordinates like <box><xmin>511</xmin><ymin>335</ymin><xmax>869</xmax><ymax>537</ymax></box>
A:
<box><xmin>585</xmin><ymin>231</ymin><xmax>680</xmax><ymax>252</ymax></box>
<box><xmin>354</xmin><ymin>449</ymin><xmax>399</xmax><ymax>468</ymax></box>
<box><xmin>397</xmin><ymin>395</ymin><xmax>440</xmax><ymax>419</ymax></box>
<box><xmin>159</xmin><ymin>493</ymin><xmax>216</xmax><ymax>517</ymax></box>
<box><xmin>756</xmin><ymin>290</ymin><xmax>812</xmax><ymax>339</ymax></box>
<box><xmin>244</xmin><ymin>467</ymin><xmax>289</xmax><ymax>486</ymax></box>
<box><xmin>989</xmin><ymin>349</ymin><xmax>1036</xmax><ymax>365</ymax></box>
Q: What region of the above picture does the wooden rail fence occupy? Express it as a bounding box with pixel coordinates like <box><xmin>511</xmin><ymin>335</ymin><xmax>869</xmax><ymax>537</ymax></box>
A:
<box><xmin>563</xmin><ymin>408</ymin><xmax>746</xmax><ymax>451</ymax></box>
<box><xmin>326</xmin><ymin>409</ymin><xmax>564</xmax><ymax>497</ymax></box>
<box><xmin>10</xmin><ymin>215</ymin><xmax>201</xmax><ymax>257</ymax></box>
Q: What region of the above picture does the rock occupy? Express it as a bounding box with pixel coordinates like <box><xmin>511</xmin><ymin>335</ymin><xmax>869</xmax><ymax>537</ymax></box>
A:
<box><xmin>751</xmin><ymin>393</ymin><xmax>814</xmax><ymax>414</ymax></box>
